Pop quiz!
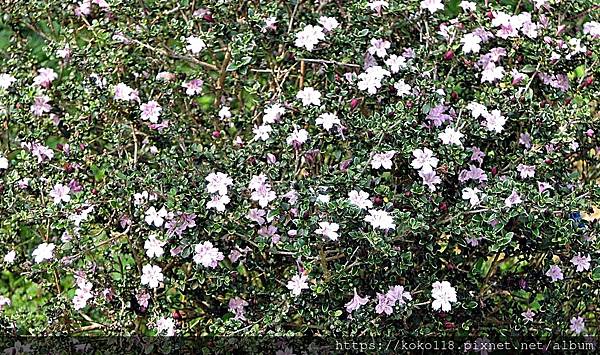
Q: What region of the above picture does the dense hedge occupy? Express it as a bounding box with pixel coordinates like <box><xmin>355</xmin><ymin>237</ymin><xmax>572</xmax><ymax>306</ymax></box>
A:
<box><xmin>0</xmin><ymin>0</ymin><xmax>599</xmax><ymax>342</ymax></box>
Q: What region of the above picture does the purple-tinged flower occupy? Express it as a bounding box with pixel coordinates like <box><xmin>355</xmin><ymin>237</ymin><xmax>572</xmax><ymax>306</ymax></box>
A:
<box><xmin>519</xmin><ymin>133</ymin><xmax>532</xmax><ymax>149</ymax></box>
<box><xmin>31</xmin><ymin>95</ymin><xmax>52</xmax><ymax>116</ymax></box>
<box><xmin>228</xmin><ymin>297</ymin><xmax>249</xmax><ymax>321</ymax></box>
<box><xmin>570</xmin><ymin>254</ymin><xmax>591</xmax><ymax>272</ymax></box>
<box><xmin>504</xmin><ymin>190</ymin><xmax>522</xmax><ymax>208</ymax></box>
<box><xmin>545</xmin><ymin>265</ymin><xmax>563</xmax><ymax>282</ymax></box>
<box><xmin>345</xmin><ymin>289</ymin><xmax>369</xmax><ymax>313</ymax></box>
<box><xmin>522</xmin><ymin>309</ymin><xmax>535</xmax><ymax>323</ymax></box>
<box><xmin>570</xmin><ymin>316</ymin><xmax>586</xmax><ymax>335</ymax></box>
<box><xmin>375</xmin><ymin>293</ymin><xmax>393</xmax><ymax>315</ymax></box>
<box><xmin>427</xmin><ymin>104</ymin><xmax>452</xmax><ymax>127</ymax></box>
<box><xmin>193</xmin><ymin>241</ymin><xmax>224</xmax><ymax>268</ymax></box>
<box><xmin>516</xmin><ymin>164</ymin><xmax>536</xmax><ymax>179</ymax></box>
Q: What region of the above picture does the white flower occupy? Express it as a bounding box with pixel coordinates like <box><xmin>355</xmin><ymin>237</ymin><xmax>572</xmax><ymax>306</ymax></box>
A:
<box><xmin>371</xmin><ymin>151</ymin><xmax>395</xmax><ymax>169</ymax></box>
<box><xmin>206</xmin><ymin>194</ymin><xmax>230</xmax><ymax>212</ymax></box>
<box><xmin>0</xmin><ymin>73</ymin><xmax>16</xmax><ymax>89</ymax></box>
<box><xmin>316</xmin><ymin>194</ymin><xmax>330</xmax><ymax>203</ymax></box>
<box><xmin>49</xmin><ymin>183</ymin><xmax>71</xmax><ymax>204</ymax></box>
<box><xmin>156</xmin><ymin>317</ymin><xmax>176</xmax><ymax>336</ymax></box>
<box><xmin>394</xmin><ymin>80</ymin><xmax>412</xmax><ymax>96</ymax></box>
<box><xmin>218</xmin><ymin>106</ymin><xmax>231</xmax><ymax>120</ymax></box>
<box><xmin>368</xmin><ymin>38</ymin><xmax>391</xmax><ymax>58</ymax></box>
<box><xmin>287</xmin><ymin>274</ymin><xmax>309</xmax><ymax>296</ymax></box>
<box><xmin>205</xmin><ymin>172</ymin><xmax>233</xmax><ymax>195</ymax></box>
<box><xmin>467</xmin><ymin>102</ymin><xmax>488</xmax><ymax>118</ymax></box>
<box><xmin>253</xmin><ymin>124</ymin><xmax>273</xmax><ymax>141</ymax></box>
<box><xmin>420</xmin><ymin>0</ymin><xmax>444</xmax><ymax>14</ymax></box>
<box><xmin>294</xmin><ymin>25</ymin><xmax>325</xmax><ymax>51</ymax></box>
<box><xmin>481</xmin><ymin>63</ymin><xmax>505</xmax><ymax>83</ymax></box>
<box><xmin>296</xmin><ymin>87</ymin><xmax>321</xmax><ymax>106</ymax></box>
<box><xmin>365</xmin><ymin>209</ymin><xmax>396</xmax><ymax>230</ymax></box>
<box><xmin>357</xmin><ymin>65</ymin><xmax>390</xmax><ymax>94</ymax></box>
<box><xmin>286</xmin><ymin>128</ymin><xmax>309</xmax><ymax>146</ymax></box>
<box><xmin>145</xmin><ymin>206</ymin><xmax>168</xmax><ymax>227</ymax></box>
<box><xmin>431</xmin><ymin>281</ymin><xmax>457</xmax><ymax>311</ymax></box>
<box><xmin>315</xmin><ymin>222</ymin><xmax>340</xmax><ymax>241</ymax></box>
<box><xmin>459</xmin><ymin>1</ymin><xmax>476</xmax><ymax>11</ymax></box>
<box><xmin>141</xmin><ymin>264</ymin><xmax>164</xmax><ymax>289</ymax></box>
<box><xmin>4</xmin><ymin>250</ymin><xmax>16</xmax><ymax>264</ymax></box>
<box><xmin>0</xmin><ymin>156</ymin><xmax>8</xmax><ymax>170</ymax></box>
<box><xmin>263</xmin><ymin>103</ymin><xmax>286</xmax><ymax>124</ymax></box>
<box><xmin>316</xmin><ymin>113</ymin><xmax>340</xmax><ymax>131</ymax></box>
<box><xmin>348</xmin><ymin>190</ymin><xmax>373</xmax><ymax>210</ymax></box>
<box><xmin>32</xmin><ymin>243</ymin><xmax>55</xmax><ymax>263</ymax></box>
<box><xmin>438</xmin><ymin>127</ymin><xmax>464</xmax><ymax>146</ymax></box>
<box><xmin>385</xmin><ymin>55</ymin><xmax>407</xmax><ymax>73</ymax></box>
<box><xmin>483</xmin><ymin>109</ymin><xmax>506</xmax><ymax>133</ymax></box>
<box><xmin>185</xmin><ymin>36</ymin><xmax>206</xmax><ymax>53</ymax></box>
<box><xmin>318</xmin><ymin>16</ymin><xmax>339</xmax><ymax>32</ymax></box>
<box><xmin>411</xmin><ymin>148</ymin><xmax>438</xmax><ymax>172</ymax></box>
<box><xmin>144</xmin><ymin>235</ymin><xmax>166</xmax><ymax>258</ymax></box>
<box><xmin>461</xmin><ymin>33</ymin><xmax>482</xmax><ymax>54</ymax></box>
<box><xmin>462</xmin><ymin>187</ymin><xmax>481</xmax><ymax>206</ymax></box>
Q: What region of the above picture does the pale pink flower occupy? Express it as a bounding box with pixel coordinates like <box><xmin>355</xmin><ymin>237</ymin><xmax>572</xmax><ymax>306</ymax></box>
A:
<box><xmin>348</xmin><ymin>190</ymin><xmax>373</xmax><ymax>210</ymax></box>
<box><xmin>431</xmin><ymin>281</ymin><xmax>457</xmax><ymax>311</ymax></box>
<box><xmin>205</xmin><ymin>172</ymin><xmax>233</xmax><ymax>195</ymax></box>
<box><xmin>30</xmin><ymin>96</ymin><xmax>52</xmax><ymax>116</ymax></box>
<box><xmin>365</xmin><ymin>209</ymin><xmax>395</xmax><ymax>230</ymax></box>
<box><xmin>371</xmin><ymin>151</ymin><xmax>395</xmax><ymax>169</ymax></box>
<box><xmin>419</xmin><ymin>170</ymin><xmax>441</xmax><ymax>191</ymax></box>
<box><xmin>315</xmin><ymin>222</ymin><xmax>340</xmax><ymax>241</ymax></box>
<box><xmin>33</xmin><ymin>68</ymin><xmax>58</xmax><ymax>88</ymax></box>
<box><xmin>286</xmin><ymin>128</ymin><xmax>309</xmax><ymax>147</ymax></box>
<box><xmin>516</xmin><ymin>164</ymin><xmax>535</xmax><ymax>179</ymax></box>
<box><xmin>411</xmin><ymin>148</ymin><xmax>438</xmax><ymax>172</ymax></box>
<box><xmin>113</xmin><ymin>83</ymin><xmax>138</xmax><ymax>101</ymax></box>
<box><xmin>368</xmin><ymin>38</ymin><xmax>391</xmax><ymax>58</ymax></box>
<box><xmin>504</xmin><ymin>190</ymin><xmax>522</xmax><ymax>208</ymax></box>
<box><xmin>318</xmin><ymin>16</ymin><xmax>339</xmax><ymax>32</ymax></box>
<box><xmin>193</xmin><ymin>241</ymin><xmax>224</xmax><ymax>268</ymax></box>
<box><xmin>287</xmin><ymin>274</ymin><xmax>309</xmax><ymax>296</ymax></box>
<box><xmin>438</xmin><ymin>126</ymin><xmax>464</xmax><ymax>146</ymax></box>
<box><xmin>385</xmin><ymin>55</ymin><xmax>407</xmax><ymax>73</ymax></box>
<box><xmin>144</xmin><ymin>234</ymin><xmax>166</xmax><ymax>258</ymax></box>
<box><xmin>206</xmin><ymin>194</ymin><xmax>230</xmax><ymax>212</ymax></box>
<box><xmin>182</xmin><ymin>79</ymin><xmax>204</xmax><ymax>96</ymax></box>
<box><xmin>50</xmin><ymin>183</ymin><xmax>71</xmax><ymax>204</ymax></box>
<box><xmin>316</xmin><ymin>113</ymin><xmax>340</xmax><ymax>131</ymax></box>
<box><xmin>145</xmin><ymin>206</ymin><xmax>168</xmax><ymax>227</ymax></box>
<box><xmin>375</xmin><ymin>293</ymin><xmax>393</xmax><ymax>315</ymax></box>
<box><xmin>140</xmin><ymin>101</ymin><xmax>162</xmax><ymax>123</ymax></box>
<box><xmin>186</xmin><ymin>36</ymin><xmax>206</xmax><ymax>53</ymax></box>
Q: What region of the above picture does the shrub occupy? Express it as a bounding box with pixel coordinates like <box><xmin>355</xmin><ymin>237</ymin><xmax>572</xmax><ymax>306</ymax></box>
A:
<box><xmin>0</xmin><ymin>0</ymin><xmax>599</xmax><ymax>347</ymax></box>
